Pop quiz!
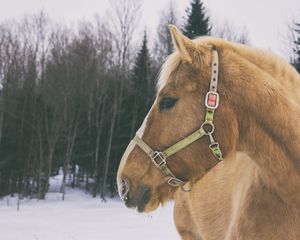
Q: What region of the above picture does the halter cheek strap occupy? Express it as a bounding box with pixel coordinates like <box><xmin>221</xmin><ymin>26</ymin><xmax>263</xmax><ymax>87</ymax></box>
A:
<box><xmin>129</xmin><ymin>49</ymin><xmax>222</xmax><ymax>187</ymax></box>
<box><xmin>133</xmin><ymin>136</ymin><xmax>184</xmax><ymax>186</ymax></box>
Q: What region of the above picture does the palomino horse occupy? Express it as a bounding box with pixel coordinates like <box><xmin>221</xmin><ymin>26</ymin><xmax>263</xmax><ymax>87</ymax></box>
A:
<box><xmin>117</xmin><ymin>25</ymin><xmax>300</xmax><ymax>239</ymax></box>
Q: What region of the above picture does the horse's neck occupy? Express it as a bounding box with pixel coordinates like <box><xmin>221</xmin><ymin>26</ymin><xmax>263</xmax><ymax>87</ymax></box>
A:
<box><xmin>226</xmin><ymin>58</ymin><xmax>300</xmax><ymax>208</ymax></box>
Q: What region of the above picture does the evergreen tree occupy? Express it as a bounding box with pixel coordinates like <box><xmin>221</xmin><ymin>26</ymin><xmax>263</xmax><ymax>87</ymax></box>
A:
<box><xmin>183</xmin><ymin>0</ymin><xmax>211</xmax><ymax>39</ymax></box>
<box><xmin>130</xmin><ymin>32</ymin><xmax>153</xmax><ymax>136</ymax></box>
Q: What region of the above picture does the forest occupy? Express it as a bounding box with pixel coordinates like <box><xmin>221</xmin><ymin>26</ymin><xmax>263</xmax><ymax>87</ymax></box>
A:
<box><xmin>0</xmin><ymin>0</ymin><xmax>299</xmax><ymax>201</ymax></box>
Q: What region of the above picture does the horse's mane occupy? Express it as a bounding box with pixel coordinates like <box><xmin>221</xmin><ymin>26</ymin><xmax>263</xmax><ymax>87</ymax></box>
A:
<box><xmin>157</xmin><ymin>37</ymin><xmax>300</xmax><ymax>93</ymax></box>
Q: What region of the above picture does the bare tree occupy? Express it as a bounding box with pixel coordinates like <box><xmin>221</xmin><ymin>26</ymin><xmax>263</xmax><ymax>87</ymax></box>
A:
<box><xmin>108</xmin><ymin>0</ymin><xmax>141</xmax><ymax>69</ymax></box>
<box><xmin>21</xmin><ymin>11</ymin><xmax>52</xmax><ymax>199</ymax></box>
<box><xmin>212</xmin><ymin>21</ymin><xmax>249</xmax><ymax>44</ymax></box>
<box><xmin>88</xmin><ymin>17</ymin><xmax>114</xmax><ymax>197</ymax></box>
<box><xmin>108</xmin><ymin>0</ymin><xmax>142</xmax><ymax>113</ymax></box>
<box><xmin>0</xmin><ymin>26</ymin><xmax>5</xmax><ymax>147</ymax></box>
<box><xmin>95</xmin><ymin>0</ymin><xmax>142</xmax><ymax>201</ymax></box>
<box><xmin>0</xmin><ymin>8</ymin><xmax>151</xmax><ymax>200</ymax></box>
<box><xmin>153</xmin><ymin>1</ymin><xmax>180</xmax><ymax>66</ymax></box>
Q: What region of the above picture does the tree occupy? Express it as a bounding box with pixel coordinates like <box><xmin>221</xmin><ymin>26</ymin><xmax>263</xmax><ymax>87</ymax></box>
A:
<box><xmin>98</xmin><ymin>0</ymin><xmax>141</xmax><ymax>201</ymax></box>
<box><xmin>153</xmin><ymin>1</ymin><xmax>180</xmax><ymax>66</ymax></box>
<box><xmin>182</xmin><ymin>0</ymin><xmax>211</xmax><ymax>39</ymax></box>
<box><xmin>108</xmin><ymin>0</ymin><xmax>141</xmax><ymax>69</ymax></box>
<box><xmin>212</xmin><ymin>21</ymin><xmax>249</xmax><ymax>44</ymax></box>
<box><xmin>0</xmin><ymin>8</ymin><xmax>156</xmax><ymax>200</ymax></box>
<box><xmin>130</xmin><ymin>32</ymin><xmax>153</xmax><ymax>136</ymax></box>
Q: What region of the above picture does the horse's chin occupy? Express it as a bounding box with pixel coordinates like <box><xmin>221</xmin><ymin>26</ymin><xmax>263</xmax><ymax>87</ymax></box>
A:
<box><xmin>123</xmin><ymin>180</ymin><xmax>175</xmax><ymax>213</ymax></box>
<box><xmin>123</xmin><ymin>184</ymin><xmax>160</xmax><ymax>213</ymax></box>
<box><xmin>139</xmin><ymin>197</ymin><xmax>160</xmax><ymax>213</ymax></box>
<box><xmin>139</xmin><ymin>184</ymin><xmax>176</xmax><ymax>213</ymax></box>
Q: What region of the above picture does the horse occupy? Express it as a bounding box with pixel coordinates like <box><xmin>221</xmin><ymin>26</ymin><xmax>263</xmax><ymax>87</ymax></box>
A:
<box><xmin>117</xmin><ymin>25</ymin><xmax>300</xmax><ymax>239</ymax></box>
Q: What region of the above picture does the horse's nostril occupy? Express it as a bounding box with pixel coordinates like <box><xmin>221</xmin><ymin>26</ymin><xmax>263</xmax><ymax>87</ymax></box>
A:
<box><xmin>119</xmin><ymin>178</ymin><xmax>130</xmax><ymax>201</ymax></box>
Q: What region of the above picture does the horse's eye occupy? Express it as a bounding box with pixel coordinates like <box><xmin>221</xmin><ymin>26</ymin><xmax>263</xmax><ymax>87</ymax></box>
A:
<box><xmin>159</xmin><ymin>97</ymin><xmax>178</xmax><ymax>111</ymax></box>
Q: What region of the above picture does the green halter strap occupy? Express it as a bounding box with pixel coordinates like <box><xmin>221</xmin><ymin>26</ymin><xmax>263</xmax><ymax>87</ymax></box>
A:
<box><xmin>132</xmin><ymin>49</ymin><xmax>222</xmax><ymax>187</ymax></box>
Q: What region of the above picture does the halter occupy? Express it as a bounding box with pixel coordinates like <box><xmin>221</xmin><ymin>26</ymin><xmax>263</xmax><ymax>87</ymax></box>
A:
<box><xmin>127</xmin><ymin>49</ymin><xmax>222</xmax><ymax>187</ymax></box>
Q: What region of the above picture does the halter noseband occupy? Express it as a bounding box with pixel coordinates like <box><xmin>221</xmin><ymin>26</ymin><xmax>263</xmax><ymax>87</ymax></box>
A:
<box><xmin>129</xmin><ymin>49</ymin><xmax>222</xmax><ymax>187</ymax></box>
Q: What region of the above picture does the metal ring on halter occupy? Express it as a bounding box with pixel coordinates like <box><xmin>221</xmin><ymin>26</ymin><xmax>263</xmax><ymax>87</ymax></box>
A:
<box><xmin>168</xmin><ymin>177</ymin><xmax>184</xmax><ymax>187</ymax></box>
<box><xmin>201</xmin><ymin>122</ymin><xmax>215</xmax><ymax>135</ymax></box>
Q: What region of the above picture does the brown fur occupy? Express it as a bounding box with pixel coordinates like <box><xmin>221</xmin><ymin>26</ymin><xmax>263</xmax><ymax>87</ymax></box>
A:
<box><xmin>117</xmin><ymin>25</ymin><xmax>300</xmax><ymax>239</ymax></box>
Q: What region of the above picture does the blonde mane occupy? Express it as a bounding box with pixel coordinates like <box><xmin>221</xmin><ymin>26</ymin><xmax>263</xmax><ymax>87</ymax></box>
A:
<box><xmin>157</xmin><ymin>37</ymin><xmax>300</xmax><ymax>95</ymax></box>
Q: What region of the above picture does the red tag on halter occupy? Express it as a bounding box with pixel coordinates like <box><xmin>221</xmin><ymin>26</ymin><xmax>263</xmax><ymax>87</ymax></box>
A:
<box><xmin>205</xmin><ymin>91</ymin><xmax>219</xmax><ymax>109</ymax></box>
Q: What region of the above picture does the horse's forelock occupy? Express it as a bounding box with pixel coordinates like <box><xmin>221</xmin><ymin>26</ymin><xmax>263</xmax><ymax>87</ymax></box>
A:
<box><xmin>156</xmin><ymin>52</ymin><xmax>182</xmax><ymax>93</ymax></box>
<box><xmin>156</xmin><ymin>38</ymin><xmax>214</xmax><ymax>93</ymax></box>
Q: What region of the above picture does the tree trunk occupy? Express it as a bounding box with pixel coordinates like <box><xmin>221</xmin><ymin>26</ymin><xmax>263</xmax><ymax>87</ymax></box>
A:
<box><xmin>61</xmin><ymin>122</ymin><xmax>79</xmax><ymax>200</ymax></box>
<box><xmin>93</xmin><ymin>96</ymin><xmax>106</xmax><ymax>197</ymax></box>
<box><xmin>100</xmin><ymin>93</ymin><xmax>117</xmax><ymax>201</ymax></box>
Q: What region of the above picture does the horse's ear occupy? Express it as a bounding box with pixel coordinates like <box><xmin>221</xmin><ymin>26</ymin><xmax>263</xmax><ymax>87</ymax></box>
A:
<box><xmin>169</xmin><ymin>25</ymin><xmax>195</xmax><ymax>63</ymax></box>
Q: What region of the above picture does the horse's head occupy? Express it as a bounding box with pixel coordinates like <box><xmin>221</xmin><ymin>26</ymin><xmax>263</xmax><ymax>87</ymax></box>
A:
<box><xmin>117</xmin><ymin>25</ymin><xmax>238</xmax><ymax>212</ymax></box>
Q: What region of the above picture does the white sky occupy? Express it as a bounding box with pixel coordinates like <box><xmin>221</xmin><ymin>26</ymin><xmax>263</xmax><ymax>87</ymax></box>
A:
<box><xmin>0</xmin><ymin>0</ymin><xmax>299</xmax><ymax>59</ymax></box>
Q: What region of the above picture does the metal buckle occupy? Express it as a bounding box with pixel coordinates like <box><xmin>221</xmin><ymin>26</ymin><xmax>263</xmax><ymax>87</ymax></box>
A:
<box><xmin>167</xmin><ymin>177</ymin><xmax>184</xmax><ymax>187</ymax></box>
<box><xmin>209</xmin><ymin>142</ymin><xmax>219</xmax><ymax>150</ymax></box>
<box><xmin>205</xmin><ymin>91</ymin><xmax>219</xmax><ymax>110</ymax></box>
<box><xmin>150</xmin><ymin>151</ymin><xmax>167</xmax><ymax>167</ymax></box>
<box><xmin>201</xmin><ymin>122</ymin><xmax>215</xmax><ymax>135</ymax></box>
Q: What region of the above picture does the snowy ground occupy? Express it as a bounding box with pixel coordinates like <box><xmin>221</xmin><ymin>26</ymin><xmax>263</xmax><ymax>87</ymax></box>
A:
<box><xmin>0</xmin><ymin>175</ymin><xmax>180</xmax><ymax>240</ymax></box>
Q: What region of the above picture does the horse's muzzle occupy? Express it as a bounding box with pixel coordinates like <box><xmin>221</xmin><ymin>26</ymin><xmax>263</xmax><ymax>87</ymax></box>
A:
<box><xmin>118</xmin><ymin>177</ymin><xmax>151</xmax><ymax>212</ymax></box>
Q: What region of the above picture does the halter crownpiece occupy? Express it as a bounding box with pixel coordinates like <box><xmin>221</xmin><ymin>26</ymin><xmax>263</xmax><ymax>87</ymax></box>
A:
<box><xmin>130</xmin><ymin>49</ymin><xmax>222</xmax><ymax>187</ymax></box>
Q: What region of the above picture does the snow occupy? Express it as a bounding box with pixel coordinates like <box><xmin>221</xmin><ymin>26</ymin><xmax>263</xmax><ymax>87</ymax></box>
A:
<box><xmin>0</xmin><ymin>175</ymin><xmax>180</xmax><ymax>240</ymax></box>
